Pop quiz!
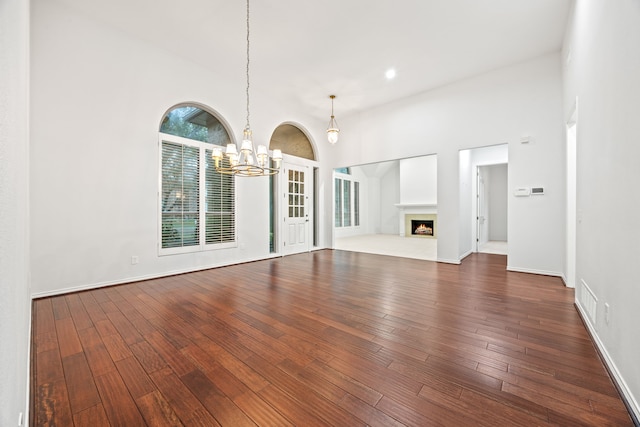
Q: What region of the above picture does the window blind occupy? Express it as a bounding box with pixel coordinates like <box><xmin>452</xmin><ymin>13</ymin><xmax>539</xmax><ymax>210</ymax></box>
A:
<box><xmin>161</xmin><ymin>140</ymin><xmax>235</xmax><ymax>252</ymax></box>
<box><xmin>205</xmin><ymin>149</ymin><xmax>235</xmax><ymax>244</ymax></box>
<box><xmin>161</xmin><ymin>142</ymin><xmax>200</xmax><ymax>248</ymax></box>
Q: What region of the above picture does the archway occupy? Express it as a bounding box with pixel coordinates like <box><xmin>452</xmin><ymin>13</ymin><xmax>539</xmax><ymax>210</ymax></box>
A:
<box><xmin>269</xmin><ymin>124</ymin><xmax>317</xmax><ymax>255</ymax></box>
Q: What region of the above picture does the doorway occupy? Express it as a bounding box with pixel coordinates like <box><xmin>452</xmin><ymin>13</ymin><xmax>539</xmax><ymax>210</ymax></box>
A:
<box><xmin>477</xmin><ymin>163</ymin><xmax>508</xmax><ymax>254</ymax></box>
<box><xmin>269</xmin><ymin>123</ymin><xmax>317</xmax><ymax>256</ymax></box>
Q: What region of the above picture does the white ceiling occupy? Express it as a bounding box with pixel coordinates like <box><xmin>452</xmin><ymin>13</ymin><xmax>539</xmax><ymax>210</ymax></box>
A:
<box><xmin>54</xmin><ymin>0</ymin><xmax>572</xmax><ymax>121</ymax></box>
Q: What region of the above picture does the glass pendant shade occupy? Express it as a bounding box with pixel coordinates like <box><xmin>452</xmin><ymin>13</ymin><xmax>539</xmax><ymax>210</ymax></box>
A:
<box><xmin>327</xmin><ymin>125</ymin><xmax>339</xmax><ymax>144</ymax></box>
<box><xmin>326</xmin><ymin>95</ymin><xmax>340</xmax><ymax>144</ymax></box>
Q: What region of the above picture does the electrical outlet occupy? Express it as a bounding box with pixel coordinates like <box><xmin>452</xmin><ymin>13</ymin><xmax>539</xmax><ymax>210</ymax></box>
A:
<box><xmin>604</xmin><ymin>303</ymin><xmax>610</xmax><ymax>325</ymax></box>
<box><xmin>131</xmin><ymin>256</ymin><xmax>139</xmax><ymax>265</ymax></box>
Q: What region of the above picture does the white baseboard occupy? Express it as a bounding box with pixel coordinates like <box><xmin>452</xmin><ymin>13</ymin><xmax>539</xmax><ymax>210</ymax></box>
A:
<box><xmin>575</xmin><ymin>302</ymin><xmax>640</xmax><ymax>424</ymax></box>
<box><xmin>560</xmin><ymin>273</ymin><xmax>577</xmax><ymax>289</ymax></box>
<box><xmin>30</xmin><ymin>253</ymin><xmax>282</xmax><ymax>299</ymax></box>
<box><xmin>437</xmin><ymin>249</ymin><xmax>474</xmax><ymax>264</ymax></box>
<box><xmin>506</xmin><ymin>265</ymin><xmax>563</xmax><ymax>277</ymax></box>
<box><xmin>31</xmin><ymin>247</ymin><xmax>336</xmax><ymax>299</ymax></box>
<box><xmin>436</xmin><ymin>257</ymin><xmax>461</xmax><ymax>265</ymax></box>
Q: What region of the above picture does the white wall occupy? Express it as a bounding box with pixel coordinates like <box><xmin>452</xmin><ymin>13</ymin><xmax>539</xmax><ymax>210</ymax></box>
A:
<box><xmin>30</xmin><ymin>1</ymin><xmax>328</xmax><ymax>296</ymax></box>
<box><xmin>0</xmin><ymin>0</ymin><xmax>31</xmax><ymax>425</ymax></box>
<box><xmin>458</xmin><ymin>149</ymin><xmax>472</xmax><ymax>256</ymax></box>
<box><xmin>366</xmin><ymin>176</ymin><xmax>381</xmax><ymax>234</ymax></box>
<box><xmin>335</xmin><ymin>54</ymin><xmax>564</xmax><ymax>270</ymax></box>
<box><xmin>563</xmin><ymin>1</ymin><xmax>640</xmax><ymax>419</ymax></box>
<box><xmin>399</xmin><ymin>155</ymin><xmax>437</xmax><ymax>205</ymax></box>
<box><xmin>379</xmin><ymin>163</ymin><xmax>400</xmax><ymax>235</ymax></box>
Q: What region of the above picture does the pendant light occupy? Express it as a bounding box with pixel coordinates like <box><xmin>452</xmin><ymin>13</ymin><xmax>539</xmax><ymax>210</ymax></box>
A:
<box><xmin>327</xmin><ymin>95</ymin><xmax>340</xmax><ymax>144</ymax></box>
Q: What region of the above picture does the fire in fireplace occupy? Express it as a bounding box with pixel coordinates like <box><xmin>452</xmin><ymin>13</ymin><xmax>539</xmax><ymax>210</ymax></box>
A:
<box><xmin>411</xmin><ymin>220</ymin><xmax>434</xmax><ymax>236</ymax></box>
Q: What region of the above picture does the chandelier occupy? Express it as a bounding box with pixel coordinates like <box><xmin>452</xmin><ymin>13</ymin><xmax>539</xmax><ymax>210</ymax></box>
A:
<box><xmin>212</xmin><ymin>0</ymin><xmax>282</xmax><ymax>176</ymax></box>
<box><xmin>327</xmin><ymin>95</ymin><xmax>340</xmax><ymax>144</ymax></box>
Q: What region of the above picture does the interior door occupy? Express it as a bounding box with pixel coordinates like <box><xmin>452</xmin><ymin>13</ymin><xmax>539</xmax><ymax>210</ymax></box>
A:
<box><xmin>477</xmin><ymin>166</ymin><xmax>489</xmax><ymax>251</ymax></box>
<box><xmin>282</xmin><ymin>163</ymin><xmax>311</xmax><ymax>255</ymax></box>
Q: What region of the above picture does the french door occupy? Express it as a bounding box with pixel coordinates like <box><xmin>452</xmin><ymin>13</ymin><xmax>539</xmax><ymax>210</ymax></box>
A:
<box><xmin>281</xmin><ymin>163</ymin><xmax>311</xmax><ymax>255</ymax></box>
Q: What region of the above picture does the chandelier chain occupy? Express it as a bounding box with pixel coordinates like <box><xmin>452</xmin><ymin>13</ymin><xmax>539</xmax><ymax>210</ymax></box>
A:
<box><xmin>245</xmin><ymin>0</ymin><xmax>250</xmax><ymax>129</ymax></box>
<box><xmin>210</xmin><ymin>0</ymin><xmax>282</xmax><ymax>176</ymax></box>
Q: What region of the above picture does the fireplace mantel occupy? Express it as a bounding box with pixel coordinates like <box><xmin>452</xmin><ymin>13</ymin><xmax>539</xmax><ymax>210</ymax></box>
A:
<box><xmin>394</xmin><ymin>203</ymin><xmax>437</xmax><ymax>210</ymax></box>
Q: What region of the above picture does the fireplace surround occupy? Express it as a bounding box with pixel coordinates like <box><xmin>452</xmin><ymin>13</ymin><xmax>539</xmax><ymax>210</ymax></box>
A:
<box><xmin>404</xmin><ymin>214</ymin><xmax>437</xmax><ymax>238</ymax></box>
<box><xmin>395</xmin><ymin>204</ymin><xmax>437</xmax><ymax>238</ymax></box>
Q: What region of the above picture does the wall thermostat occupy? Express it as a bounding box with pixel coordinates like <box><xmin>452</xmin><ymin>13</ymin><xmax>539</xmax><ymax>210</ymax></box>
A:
<box><xmin>531</xmin><ymin>187</ymin><xmax>545</xmax><ymax>195</ymax></box>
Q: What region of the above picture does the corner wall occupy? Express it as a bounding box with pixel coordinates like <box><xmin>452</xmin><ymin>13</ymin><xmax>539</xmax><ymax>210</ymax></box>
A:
<box><xmin>563</xmin><ymin>1</ymin><xmax>640</xmax><ymax>419</ymax></box>
<box><xmin>29</xmin><ymin>1</ymin><xmax>328</xmax><ymax>296</ymax></box>
<box><xmin>331</xmin><ymin>53</ymin><xmax>565</xmax><ymax>272</ymax></box>
<box><xmin>0</xmin><ymin>0</ymin><xmax>31</xmax><ymax>425</ymax></box>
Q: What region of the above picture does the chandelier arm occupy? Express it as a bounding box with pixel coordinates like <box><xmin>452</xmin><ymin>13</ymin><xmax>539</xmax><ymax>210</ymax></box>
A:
<box><xmin>215</xmin><ymin>165</ymin><xmax>280</xmax><ymax>177</ymax></box>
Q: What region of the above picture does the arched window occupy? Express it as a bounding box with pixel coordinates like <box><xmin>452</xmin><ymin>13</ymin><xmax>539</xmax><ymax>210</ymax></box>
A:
<box><xmin>269</xmin><ymin>124</ymin><xmax>315</xmax><ymax>160</ymax></box>
<box><xmin>159</xmin><ymin>104</ymin><xmax>235</xmax><ymax>254</ymax></box>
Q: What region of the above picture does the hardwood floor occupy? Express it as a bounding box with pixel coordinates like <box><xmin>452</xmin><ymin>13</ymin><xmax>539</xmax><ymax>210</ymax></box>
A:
<box><xmin>31</xmin><ymin>250</ymin><xmax>633</xmax><ymax>426</ymax></box>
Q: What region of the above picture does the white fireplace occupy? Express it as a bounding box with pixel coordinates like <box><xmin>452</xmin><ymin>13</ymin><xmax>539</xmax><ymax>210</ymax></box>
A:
<box><xmin>395</xmin><ymin>203</ymin><xmax>437</xmax><ymax>238</ymax></box>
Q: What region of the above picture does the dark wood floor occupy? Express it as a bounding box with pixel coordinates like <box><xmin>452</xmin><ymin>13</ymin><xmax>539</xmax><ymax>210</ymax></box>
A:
<box><xmin>31</xmin><ymin>250</ymin><xmax>633</xmax><ymax>426</ymax></box>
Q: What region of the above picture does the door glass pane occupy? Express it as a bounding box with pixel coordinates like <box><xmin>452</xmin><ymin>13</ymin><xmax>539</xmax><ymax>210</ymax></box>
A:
<box><xmin>288</xmin><ymin>169</ymin><xmax>305</xmax><ymax>218</ymax></box>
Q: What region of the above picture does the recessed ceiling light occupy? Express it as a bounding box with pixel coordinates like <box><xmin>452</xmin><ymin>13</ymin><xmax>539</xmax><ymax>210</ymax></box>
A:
<box><xmin>385</xmin><ymin>68</ymin><xmax>396</xmax><ymax>80</ymax></box>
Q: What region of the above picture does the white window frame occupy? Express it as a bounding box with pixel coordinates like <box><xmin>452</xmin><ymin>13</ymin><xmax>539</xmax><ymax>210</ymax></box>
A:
<box><xmin>158</xmin><ymin>132</ymin><xmax>237</xmax><ymax>255</ymax></box>
<box><xmin>334</xmin><ymin>172</ymin><xmax>360</xmax><ymax>229</ymax></box>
